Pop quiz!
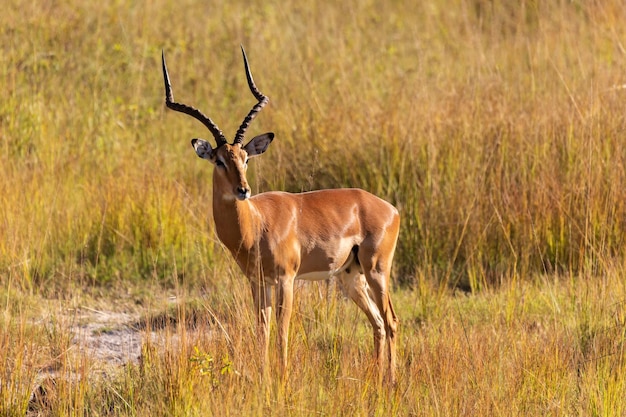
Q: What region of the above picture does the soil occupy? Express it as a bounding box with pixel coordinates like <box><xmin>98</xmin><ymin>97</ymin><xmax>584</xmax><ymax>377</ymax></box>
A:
<box><xmin>70</xmin><ymin>308</ymin><xmax>145</xmax><ymax>366</ymax></box>
<box><xmin>27</xmin><ymin>307</ymin><xmax>164</xmax><ymax>414</ymax></box>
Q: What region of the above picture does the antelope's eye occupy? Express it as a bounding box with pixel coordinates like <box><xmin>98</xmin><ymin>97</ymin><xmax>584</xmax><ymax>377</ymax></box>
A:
<box><xmin>215</xmin><ymin>160</ymin><xmax>225</xmax><ymax>168</ymax></box>
<box><xmin>245</xmin><ymin>159</ymin><xmax>249</xmax><ymax>165</ymax></box>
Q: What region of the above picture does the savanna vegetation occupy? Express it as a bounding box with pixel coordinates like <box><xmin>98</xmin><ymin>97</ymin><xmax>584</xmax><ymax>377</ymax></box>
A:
<box><xmin>2</xmin><ymin>0</ymin><xmax>626</xmax><ymax>415</ymax></box>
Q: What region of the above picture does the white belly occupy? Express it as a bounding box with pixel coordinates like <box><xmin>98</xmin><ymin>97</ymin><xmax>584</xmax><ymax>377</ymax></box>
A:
<box><xmin>295</xmin><ymin>250</ymin><xmax>357</xmax><ymax>281</ymax></box>
<box><xmin>296</xmin><ymin>270</ymin><xmax>337</xmax><ymax>281</ymax></box>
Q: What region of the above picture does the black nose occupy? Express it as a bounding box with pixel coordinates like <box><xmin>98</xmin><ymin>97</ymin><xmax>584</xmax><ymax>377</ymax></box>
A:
<box><xmin>236</xmin><ymin>187</ymin><xmax>250</xmax><ymax>200</ymax></box>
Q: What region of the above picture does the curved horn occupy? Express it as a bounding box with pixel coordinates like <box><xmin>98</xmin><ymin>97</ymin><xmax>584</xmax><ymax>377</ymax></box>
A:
<box><xmin>233</xmin><ymin>46</ymin><xmax>270</xmax><ymax>145</ymax></box>
<box><xmin>162</xmin><ymin>51</ymin><xmax>227</xmax><ymax>147</ymax></box>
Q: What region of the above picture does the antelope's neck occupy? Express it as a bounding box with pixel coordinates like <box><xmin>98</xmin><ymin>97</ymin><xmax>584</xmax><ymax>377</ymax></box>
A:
<box><xmin>212</xmin><ymin>190</ymin><xmax>260</xmax><ymax>253</ymax></box>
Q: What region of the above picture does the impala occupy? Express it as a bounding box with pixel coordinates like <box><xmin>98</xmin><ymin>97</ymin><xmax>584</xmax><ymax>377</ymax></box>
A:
<box><xmin>161</xmin><ymin>47</ymin><xmax>400</xmax><ymax>384</ymax></box>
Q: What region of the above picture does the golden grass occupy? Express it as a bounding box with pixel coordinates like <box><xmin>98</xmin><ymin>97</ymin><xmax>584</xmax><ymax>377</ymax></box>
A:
<box><xmin>3</xmin><ymin>273</ymin><xmax>625</xmax><ymax>415</ymax></box>
<box><xmin>2</xmin><ymin>0</ymin><xmax>626</xmax><ymax>415</ymax></box>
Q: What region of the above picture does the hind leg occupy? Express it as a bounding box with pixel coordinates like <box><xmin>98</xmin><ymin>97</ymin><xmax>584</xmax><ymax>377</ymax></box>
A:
<box><xmin>361</xmin><ymin>268</ymin><xmax>398</xmax><ymax>384</ymax></box>
<box><xmin>384</xmin><ymin>291</ymin><xmax>399</xmax><ymax>384</ymax></box>
<box><xmin>337</xmin><ymin>266</ymin><xmax>387</xmax><ymax>384</ymax></box>
<box><xmin>357</xmin><ymin>243</ymin><xmax>399</xmax><ymax>384</ymax></box>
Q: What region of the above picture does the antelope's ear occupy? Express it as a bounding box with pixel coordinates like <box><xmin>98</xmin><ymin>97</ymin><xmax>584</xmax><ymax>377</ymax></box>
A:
<box><xmin>243</xmin><ymin>132</ymin><xmax>274</xmax><ymax>158</ymax></box>
<box><xmin>191</xmin><ymin>138</ymin><xmax>214</xmax><ymax>160</ymax></box>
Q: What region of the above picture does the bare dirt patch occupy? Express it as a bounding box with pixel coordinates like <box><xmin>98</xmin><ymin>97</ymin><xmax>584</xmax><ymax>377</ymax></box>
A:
<box><xmin>70</xmin><ymin>307</ymin><xmax>145</xmax><ymax>366</ymax></box>
<box><xmin>28</xmin><ymin>301</ymin><xmax>212</xmax><ymax>414</ymax></box>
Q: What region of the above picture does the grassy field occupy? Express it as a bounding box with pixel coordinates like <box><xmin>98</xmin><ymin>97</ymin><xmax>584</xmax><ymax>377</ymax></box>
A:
<box><xmin>2</xmin><ymin>0</ymin><xmax>626</xmax><ymax>415</ymax></box>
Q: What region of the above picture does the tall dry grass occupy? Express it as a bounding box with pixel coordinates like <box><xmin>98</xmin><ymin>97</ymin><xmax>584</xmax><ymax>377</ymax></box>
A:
<box><xmin>1</xmin><ymin>0</ymin><xmax>626</xmax><ymax>415</ymax></box>
<box><xmin>2</xmin><ymin>0</ymin><xmax>626</xmax><ymax>289</ymax></box>
<box><xmin>4</xmin><ymin>273</ymin><xmax>625</xmax><ymax>415</ymax></box>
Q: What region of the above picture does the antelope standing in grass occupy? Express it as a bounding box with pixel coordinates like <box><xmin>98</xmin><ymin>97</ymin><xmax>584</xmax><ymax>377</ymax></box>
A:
<box><xmin>161</xmin><ymin>47</ymin><xmax>400</xmax><ymax>384</ymax></box>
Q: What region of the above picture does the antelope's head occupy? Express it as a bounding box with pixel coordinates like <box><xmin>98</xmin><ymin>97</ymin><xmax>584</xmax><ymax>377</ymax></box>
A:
<box><xmin>162</xmin><ymin>46</ymin><xmax>274</xmax><ymax>201</ymax></box>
